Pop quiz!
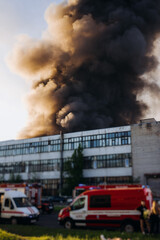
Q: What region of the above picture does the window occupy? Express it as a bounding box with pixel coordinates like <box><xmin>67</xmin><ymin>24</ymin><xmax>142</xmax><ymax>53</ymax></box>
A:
<box><xmin>83</xmin><ymin>153</ymin><xmax>131</xmax><ymax>169</ymax></box>
<box><xmin>5</xmin><ymin>198</ymin><xmax>10</xmax><ymax>207</ymax></box>
<box><xmin>13</xmin><ymin>197</ymin><xmax>32</xmax><ymax>207</ymax></box>
<box><xmin>71</xmin><ymin>197</ymin><xmax>85</xmax><ymax>210</ymax></box>
<box><xmin>90</xmin><ymin>195</ymin><xmax>111</xmax><ymax>208</ymax></box>
<box><xmin>125</xmin><ymin>158</ymin><xmax>129</xmax><ymax>167</ymax></box>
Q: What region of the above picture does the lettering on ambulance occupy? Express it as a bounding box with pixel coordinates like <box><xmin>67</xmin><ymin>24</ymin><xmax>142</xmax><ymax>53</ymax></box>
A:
<box><xmin>86</xmin><ymin>210</ymin><xmax>140</xmax><ymax>226</ymax></box>
<box><xmin>86</xmin><ymin>210</ymin><xmax>140</xmax><ymax>216</ymax></box>
<box><xmin>70</xmin><ymin>196</ymin><xmax>87</xmax><ymax>222</ymax></box>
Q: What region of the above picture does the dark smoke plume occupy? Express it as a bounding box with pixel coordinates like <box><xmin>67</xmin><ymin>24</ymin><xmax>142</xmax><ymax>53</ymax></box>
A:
<box><xmin>7</xmin><ymin>0</ymin><xmax>160</xmax><ymax>138</ymax></box>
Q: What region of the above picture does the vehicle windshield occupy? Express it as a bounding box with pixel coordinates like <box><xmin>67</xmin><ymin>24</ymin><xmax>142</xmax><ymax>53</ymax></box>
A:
<box><xmin>13</xmin><ymin>197</ymin><xmax>32</xmax><ymax>207</ymax></box>
<box><xmin>71</xmin><ymin>197</ymin><xmax>85</xmax><ymax>210</ymax></box>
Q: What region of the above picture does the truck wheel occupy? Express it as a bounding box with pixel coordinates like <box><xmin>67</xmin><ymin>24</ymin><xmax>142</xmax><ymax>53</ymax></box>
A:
<box><xmin>11</xmin><ymin>218</ymin><xmax>17</xmax><ymax>225</ymax></box>
<box><xmin>121</xmin><ymin>222</ymin><xmax>134</xmax><ymax>233</ymax></box>
<box><xmin>64</xmin><ymin>219</ymin><xmax>73</xmax><ymax>229</ymax></box>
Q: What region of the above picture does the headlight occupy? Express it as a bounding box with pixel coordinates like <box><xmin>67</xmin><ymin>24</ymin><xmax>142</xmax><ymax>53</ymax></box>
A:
<box><xmin>59</xmin><ymin>209</ymin><xmax>63</xmax><ymax>215</ymax></box>
<box><xmin>23</xmin><ymin>214</ymin><xmax>29</xmax><ymax>217</ymax></box>
<box><xmin>29</xmin><ymin>214</ymin><xmax>38</xmax><ymax>218</ymax></box>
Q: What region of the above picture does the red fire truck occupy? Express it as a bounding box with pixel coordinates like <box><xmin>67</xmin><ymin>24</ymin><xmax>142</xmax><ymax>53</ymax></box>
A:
<box><xmin>58</xmin><ymin>185</ymin><xmax>152</xmax><ymax>232</ymax></box>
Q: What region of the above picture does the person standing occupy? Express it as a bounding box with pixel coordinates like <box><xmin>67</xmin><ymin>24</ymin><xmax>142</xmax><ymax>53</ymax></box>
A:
<box><xmin>137</xmin><ymin>200</ymin><xmax>150</xmax><ymax>234</ymax></box>
<box><xmin>150</xmin><ymin>201</ymin><xmax>159</xmax><ymax>234</ymax></box>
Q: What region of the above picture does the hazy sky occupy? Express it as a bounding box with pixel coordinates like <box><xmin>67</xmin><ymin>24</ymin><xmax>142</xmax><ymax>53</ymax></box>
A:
<box><xmin>0</xmin><ymin>0</ymin><xmax>62</xmax><ymax>141</ymax></box>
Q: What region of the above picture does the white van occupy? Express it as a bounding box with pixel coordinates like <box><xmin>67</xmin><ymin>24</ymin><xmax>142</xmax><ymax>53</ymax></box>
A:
<box><xmin>0</xmin><ymin>190</ymin><xmax>39</xmax><ymax>224</ymax></box>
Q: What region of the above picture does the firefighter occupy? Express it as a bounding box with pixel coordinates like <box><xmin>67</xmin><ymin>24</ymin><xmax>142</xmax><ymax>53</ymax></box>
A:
<box><xmin>137</xmin><ymin>200</ymin><xmax>150</xmax><ymax>234</ymax></box>
<box><xmin>150</xmin><ymin>201</ymin><xmax>159</xmax><ymax>234</ymax></box>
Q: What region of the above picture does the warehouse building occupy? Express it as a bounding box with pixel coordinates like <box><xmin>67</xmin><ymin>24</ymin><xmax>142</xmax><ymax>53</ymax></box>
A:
<box><xmin>0</xmin><ymin>118</ymin><xmax>159</xmax><ymax>197</ymax></box>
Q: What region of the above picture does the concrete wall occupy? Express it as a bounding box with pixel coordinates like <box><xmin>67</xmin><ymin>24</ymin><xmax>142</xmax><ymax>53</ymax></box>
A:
<box><xmin>131</xmin><ymin>119</ymin><xmax>160</xmax><ymax>184</ymax></box>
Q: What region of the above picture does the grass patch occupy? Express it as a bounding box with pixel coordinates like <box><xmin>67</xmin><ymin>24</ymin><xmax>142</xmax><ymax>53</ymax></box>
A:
<box><xmin>0</xmin><ymin>225</ymin><xmax>160</xmax><ymax>240</ymax></box>
<box><xmin>0</xmin><ymin>228</ymin><xmax>25</xmax><ymax>240</ymax></box>
<box><xmin>54</xmin><ymin>205</ymin><xmax>65</xmax><ymax>212</ymax></box>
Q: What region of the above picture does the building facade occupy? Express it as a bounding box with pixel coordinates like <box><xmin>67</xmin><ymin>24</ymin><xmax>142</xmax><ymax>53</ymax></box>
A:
<box><xmin>131</xmin><ymin>118</ymin><xmax>160</xmax><ymax>198</ymax></box>
<box><xmin>0</xmin><ymin>118</ymin><xmax>159</xmax><ymax>196</ymax></box>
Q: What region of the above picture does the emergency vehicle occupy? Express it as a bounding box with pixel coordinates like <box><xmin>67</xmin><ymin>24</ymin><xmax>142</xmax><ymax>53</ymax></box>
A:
<box><xmin>0</xmin><ymin>183</ymin><xmax>42</xmax><ymax>209</ymax></box>
<box><xmin>0</xmin><ymin>190</ymin><xmax>39</xmax><ymax>224</ymax></box>
<box><xmin>73</xmin><ymin>184</ymin><xmax>143</xmax><ymax>198</ymax></box>
<box><xmin>73</xmin><ymin>185</ymin><xmax>101</xmax><ymax>198</ymax></box>
<box><xmin>58</xmin><ymin>185</ymin><xmax>152</xmax><ymax>232</ymax></box>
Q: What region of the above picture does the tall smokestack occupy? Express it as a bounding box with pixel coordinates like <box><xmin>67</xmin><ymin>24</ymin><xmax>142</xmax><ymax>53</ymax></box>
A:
<box><xmin>7</xmin><ymin>0</ymin><xmax>160</xmax><ymax>138</ymax></box>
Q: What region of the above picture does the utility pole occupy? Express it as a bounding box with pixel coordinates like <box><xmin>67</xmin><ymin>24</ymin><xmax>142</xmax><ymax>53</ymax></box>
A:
<box><xmin>59</xmin><ymin>131</ymin><xmax>63</xmax><ymax>196</ymax></box>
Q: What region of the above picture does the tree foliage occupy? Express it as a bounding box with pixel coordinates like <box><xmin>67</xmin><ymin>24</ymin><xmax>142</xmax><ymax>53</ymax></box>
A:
<box><xmin>64</xmin><ymin>145</ymin><xmax>84</xmax><ymax>195</ymax></box>
<box><xmin>9</xmin><ymin>173</ymin><xmax>23</xmax><ymax>183</ymax></box>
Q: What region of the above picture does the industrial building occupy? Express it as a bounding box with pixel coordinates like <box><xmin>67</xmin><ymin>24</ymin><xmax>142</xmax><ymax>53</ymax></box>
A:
<box><xmin>0</xmin><ymin>118</ymin><xmax>159</xmax><ymax>197</ymax></box>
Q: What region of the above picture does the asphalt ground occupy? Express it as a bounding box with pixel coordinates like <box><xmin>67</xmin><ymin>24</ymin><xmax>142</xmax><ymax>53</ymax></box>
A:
<box><xmin>36</xmin><ymin>211</ymin><xmax>63</xmax><ymax>229</ymax></box>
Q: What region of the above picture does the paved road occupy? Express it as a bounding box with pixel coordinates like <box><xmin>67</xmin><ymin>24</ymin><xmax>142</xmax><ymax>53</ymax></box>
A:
<box><xmin>36</xmin><ymin>212</ymin><xmax>63</xmax><ymax>229</ymax></box>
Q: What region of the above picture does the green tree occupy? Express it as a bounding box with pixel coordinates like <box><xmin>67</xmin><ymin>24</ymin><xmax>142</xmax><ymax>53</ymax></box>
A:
<box><xmin>64</xmin><ymin>145</ymin><xmax>84</xmax><ymax>195</ymax></box>
<box><xmin>9</xmin><ymin>173</ymin><xmax>23</xmax><ymax>183</ymax></box>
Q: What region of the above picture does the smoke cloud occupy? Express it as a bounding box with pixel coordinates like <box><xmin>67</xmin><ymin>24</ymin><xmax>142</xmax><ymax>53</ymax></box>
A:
<box><xmin>7</xmin><ymin>0</ymin><xmax>160</xmax><ymax>138</ymax></box>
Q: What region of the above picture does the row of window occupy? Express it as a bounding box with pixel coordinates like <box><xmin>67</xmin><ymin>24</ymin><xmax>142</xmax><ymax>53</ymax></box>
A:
<box><xmin>0</xmin><ymin>131</ymin><xmax>131</xmax><ymax>157</ymax></box>
<box><xmin>2</xmin><ymin>176</ymin><xmax>132</xmax><ymax>197</ymax></box>
<box><xmin>63</xmin><ymin>136</ymin><xmax>131</xmax><ymax>150</ymax></box>
<box><xmin>0</xmin><ymin>152</ymin><xmax>131</xmax><ymax>174</ymax></box>
<box><xmin>0</xmin><ymin>159</ymin><xmax>60</xmax><ymax>174</ymax></box>
<box><xmin>0</xmin><ymin>162</ymin><xmax>26</xmax><ymax>174</ymax></box>
<box><xmin>38</xmin><ymin>179</ymin><xmax>60</xmax><ymax>195</ymax></box>
<box><xmin>0</xmin><ymin>139</ymin><xmax>60</xmax><ymax>151</ymax></box>
<box><xmin>63</xmin><ymin>131</ymin><xmax>131</xmax><ymax>150</ymax></box>
<box><xmin>85</xmin><ymin>176</ymin><xmax>133</xmax><ymax>185</ymax></box>
<box><xmin>84</xmin><ymin>159</ymin><xmax>131</xmax><ymax>169</ymax></box>
<box><xmin>84</xmin><ymin>153</ymin><xmax>131</xmax><ymax>169</ymax></box>
<box><xmin>29</xmin><ymin>159</ymin><xmax>60</xmax><ymax>172</ymax></box>
<box><xmin>64</xmin><ymin>153</ymin><xmax>131</xmax><ymax>170</ymax></box>
<box><xmin>0</xmin><ymin>145</ymin><xmax>60</xmax><ymax>157</ymax></box>
<box><xmin>40</xmin><ymin>176</ymin><xmax>133</xmax><ymax>195</ymax></box>
<box><xmin>63</xmin><ymin>131</ymin><xmax>131</xmax><ymax>143</ymax></box>
<box><xmin>41</xmin><ymin>176</ymin><xmax>133</xmax><ymax>196</ymax></box>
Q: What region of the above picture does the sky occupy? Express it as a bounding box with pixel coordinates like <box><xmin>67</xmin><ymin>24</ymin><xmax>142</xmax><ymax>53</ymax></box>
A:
<box><xmin>0</xmin><ymin>0</ymin><xmax>62</xmax><ymax>141</ymax></box>
<box><xmin>0</xmin><ymin>0</ymin><xmax>160</xmax><ymax>142</ymax></box>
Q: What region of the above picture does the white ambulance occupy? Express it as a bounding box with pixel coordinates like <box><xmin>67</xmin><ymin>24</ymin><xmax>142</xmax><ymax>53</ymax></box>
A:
<box><xmin>0</xmin><ymin>190</ymin><xmax>39</xmax><ymax>224</ymax></box>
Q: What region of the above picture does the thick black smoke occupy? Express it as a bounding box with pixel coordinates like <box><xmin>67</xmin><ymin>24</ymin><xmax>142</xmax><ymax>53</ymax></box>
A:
<box><xmin>8</xmin><ymin>0</ymin><xmax>160</xmax><ymax>138</ymax></box>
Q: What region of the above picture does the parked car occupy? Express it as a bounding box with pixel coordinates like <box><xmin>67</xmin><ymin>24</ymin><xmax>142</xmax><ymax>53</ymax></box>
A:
<box><xmin>48</xmin><ymin>196</ymin><xmax>66</xmax><ymax>203</ymax></box>
<box><xmin>66</xmin><ymin>197</ymin><xmax>73</xmax><ymax>204</ymax></box>
<box><xmin>41</xmin><ymin>199</ymin><xmax>54</xmax><ymax>214</ymax></box>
